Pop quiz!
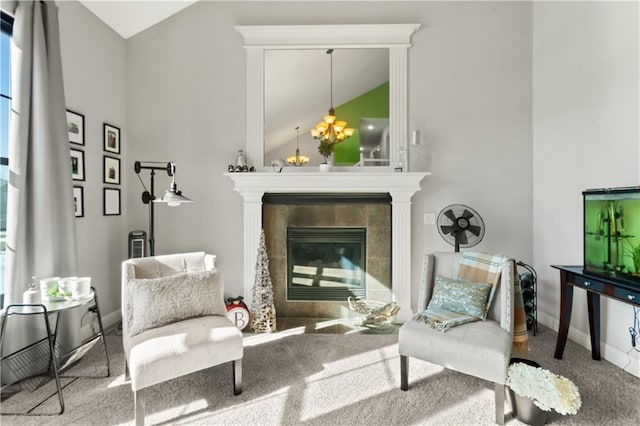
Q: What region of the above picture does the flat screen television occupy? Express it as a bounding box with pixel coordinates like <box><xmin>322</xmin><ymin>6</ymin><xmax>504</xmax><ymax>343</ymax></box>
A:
<box><xmin>583</xmin><ymin>186</ymin><xmax>640</xmax><ymax>286</ymax></box>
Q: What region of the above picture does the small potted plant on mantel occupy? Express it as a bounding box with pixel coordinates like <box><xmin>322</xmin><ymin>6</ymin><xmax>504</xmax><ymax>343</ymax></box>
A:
<box><xmin>318</xmin><ymin>140</ymin><xmax>335</xmax><ymax>173</ymax></box>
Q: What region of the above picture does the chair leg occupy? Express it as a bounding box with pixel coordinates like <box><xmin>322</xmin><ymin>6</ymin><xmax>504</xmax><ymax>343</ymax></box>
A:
<box><xmin>125</xmin><ymin>360</ymin><xmax>130</xmax><ymax>381</ymax></box>
<box><xmin>233</xmin><ymin>359</ymin><xmax>242</xmax><ymax>395</ymax></box>
<box><xmin>400</xmin><ymin>355</ymin><xmax>409</xmax><ymax>391</ymax></box>
<box><xmin>134</xmin><ymin>388</ymin><xmax>145</xmax><ymax>426</ymax></box>
<box><xmin>494</xmin><ymin>383</ymin><xmax>505</xmax><ymax>425</ymax></box>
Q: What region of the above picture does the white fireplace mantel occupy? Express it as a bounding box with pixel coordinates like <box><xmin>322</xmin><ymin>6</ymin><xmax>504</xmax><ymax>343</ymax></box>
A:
<box><xmin>226</xmin><ymin>171</ymin><xmax>430</xmax><ymax>322</ymax></box>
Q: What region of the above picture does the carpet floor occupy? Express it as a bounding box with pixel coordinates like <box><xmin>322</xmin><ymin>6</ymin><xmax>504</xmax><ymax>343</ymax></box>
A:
<box><xmin>1</xmin><ymin>324</ymin><xmax>639</xmax><ymax>425</ymax></box>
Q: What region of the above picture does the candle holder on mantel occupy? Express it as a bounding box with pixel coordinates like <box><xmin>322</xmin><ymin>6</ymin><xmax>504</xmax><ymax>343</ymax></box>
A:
<box><xmin>395</xmin><ymin>146</ymin><xmax>407</xmax><ymax>172</ymax></box>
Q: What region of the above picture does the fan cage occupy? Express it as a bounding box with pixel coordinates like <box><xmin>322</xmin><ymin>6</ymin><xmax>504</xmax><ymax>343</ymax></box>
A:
<box><xmin>436</xmin><ymin>204</ymin><xmax>485</xmax><ymax>250</ymax></box>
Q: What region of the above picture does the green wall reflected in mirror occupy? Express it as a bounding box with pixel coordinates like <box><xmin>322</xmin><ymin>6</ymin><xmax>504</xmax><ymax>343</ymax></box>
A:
<box><xmin>333</xmin><ymin>82</ymin><xmax>389</xmax><ymax>165</ymax></box>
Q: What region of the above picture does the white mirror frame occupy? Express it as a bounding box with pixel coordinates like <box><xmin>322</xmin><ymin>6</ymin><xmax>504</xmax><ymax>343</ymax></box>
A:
<box><xmin>234</xmin><ymin>24</ymin><xmax>421</xmax><ymax>170</ymax></box>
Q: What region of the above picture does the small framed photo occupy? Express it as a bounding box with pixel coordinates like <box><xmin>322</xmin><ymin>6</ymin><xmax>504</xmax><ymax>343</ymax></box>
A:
<box><xmin>103</xmin><ymin>188</ymin><xmax>121</xmax><ymax>216</ymax></box>
<box><xmin>70</xmin><ymin>148</ymin><xmax>85</xmax><ymax>181</ymax></box>
<box><xmin>66</xmin><ymin>109</ymin><xmax>85</xmax><ymax>146</ymax></box>
<box><xmin>103</xmin><ymin>155</ymin><xmax>120</xmax><ymax>185</ymax></box>
<box><xmin>73</xmin><ymin>186</ymin><xmax>84</xmax><ymax>218</ymax></box>
<box><xmin>103</xmin><ymin>123</ymin><xmax>120</xmax><ymax>154</ymax></box>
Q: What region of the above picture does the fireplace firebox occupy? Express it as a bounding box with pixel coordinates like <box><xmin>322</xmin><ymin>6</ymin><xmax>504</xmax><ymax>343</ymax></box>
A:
<box><xmin>287</xmin><ymin>227</ymin><xmax>366</xmax><ymax>301</ymax></box>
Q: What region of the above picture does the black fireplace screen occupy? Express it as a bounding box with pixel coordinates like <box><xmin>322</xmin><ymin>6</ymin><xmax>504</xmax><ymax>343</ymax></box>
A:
<box><xmin>287</xmin><ymin>227</ymin><xmax>366</xmax><ymax>301</ymax></box>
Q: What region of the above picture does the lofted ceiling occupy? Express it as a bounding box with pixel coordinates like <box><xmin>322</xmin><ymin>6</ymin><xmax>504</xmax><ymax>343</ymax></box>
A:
<box><xmin>79</xmin><ymin>0</ymin><xmax>198</xmax><ymax>39</ymax></box>
<box><xmin>78</xmin><ymin>1</ymin><xmax>422</xmax><ymax>40</ymax></box>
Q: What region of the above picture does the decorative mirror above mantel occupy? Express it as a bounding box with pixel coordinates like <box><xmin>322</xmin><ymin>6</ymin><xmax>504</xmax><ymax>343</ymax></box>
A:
<box><xmin>264</xmin><ymin>48</ymin><xmax>390</xmax><ymax>167</ymax></box>
<box><xmin>234</xmin><ymin>23</ymin><xmax>421</xmax><ymax>171</ymax></box>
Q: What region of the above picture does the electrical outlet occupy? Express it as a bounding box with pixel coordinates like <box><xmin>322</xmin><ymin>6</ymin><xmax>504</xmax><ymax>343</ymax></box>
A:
<box><xmin>424</xmin><ymin>213</ymin><xmax>436</xmax><ymax>225</ymax></box>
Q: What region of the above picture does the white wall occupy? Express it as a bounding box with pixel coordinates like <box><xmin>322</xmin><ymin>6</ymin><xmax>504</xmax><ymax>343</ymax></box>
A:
<box><xmin>58</xmin><ymin>1</ymin><xmax>127</xmax><ymax>326</ymax></box>
<box><xmin>408</xmin><ymin>1</ymin><xmax>533</xmax><ymax>286</ymax></box>
<box><xmin>55</xmin><ymin>1</ymin><xmax>640</xmax><ymax>379</ymax></box>
<box><xmin>533</xmin><ymin>1</ymin><xmax>640</xmax><ymax>376</ymax></box>
<box><xmin>125</xmin><ymin>1</ymin><xmax>533</xmax><ymax>313</ymax></box>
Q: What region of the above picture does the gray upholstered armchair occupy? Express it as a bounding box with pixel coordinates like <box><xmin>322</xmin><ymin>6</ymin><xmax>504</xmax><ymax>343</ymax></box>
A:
<box><xmin>399</xmin><ymin>252</ymin><xmax>515</xmax><ymax>424</ymax></box>
<box><xmin>122</xmin><ymin>252</ymin><xmax>243</xmax><ymax>426</ymax></box>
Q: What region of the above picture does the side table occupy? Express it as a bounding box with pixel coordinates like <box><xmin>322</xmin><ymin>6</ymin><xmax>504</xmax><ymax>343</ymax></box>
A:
<box><xmin>0</xmin><ymin>287</ymin><xmax>110</xmax><ymax>414</ymax></box>
<box><xmin>551</xmin><ymin>265</ymin><xmax>640</xmax><ymax>360</ymax></box>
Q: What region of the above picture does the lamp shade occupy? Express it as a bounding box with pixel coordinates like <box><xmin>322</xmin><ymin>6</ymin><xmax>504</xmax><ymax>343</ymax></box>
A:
<box><xmin>324</xmin><ymin>114</ymin><xmax>336</xmax><ymax>124</ymax></box>
<box><xmin>154</xmin><ymin>190</ymin><xmax>193</xmax><ymax>207</ymax></box>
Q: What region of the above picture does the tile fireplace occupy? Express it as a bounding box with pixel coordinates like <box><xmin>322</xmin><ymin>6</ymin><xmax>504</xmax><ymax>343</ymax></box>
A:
<box><xmin>263</xmin><ymin>193</ymin><xmax>392</xmax><ymax>318</ymax></box>
<box><xmin>226</xmin><ymin>170</ymin><xmax>428</xmax><ymax>323</ymax></box>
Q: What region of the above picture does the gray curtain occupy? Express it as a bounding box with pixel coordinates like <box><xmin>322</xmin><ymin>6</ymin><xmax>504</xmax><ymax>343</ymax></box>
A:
<box><xmin>5</xmin><ymin>0</ymin><xmax>76</xmax><ymax>305</ymax></box>
<box><xmin>1</xmin><ymin>0</ymin><xmax>77</xmax><ymax>383</ymax></box>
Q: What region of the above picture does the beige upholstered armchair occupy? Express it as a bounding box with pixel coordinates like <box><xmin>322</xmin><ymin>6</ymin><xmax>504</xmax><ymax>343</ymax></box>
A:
<box><xmin>399</xmin><ymin>252</ymin><xmax>515</xmax><ymax>424</ymax></box>
<box><xmin>122</xmin><ymin>252</ymin><xmax>243</xmax><ymax>426</ymax></box>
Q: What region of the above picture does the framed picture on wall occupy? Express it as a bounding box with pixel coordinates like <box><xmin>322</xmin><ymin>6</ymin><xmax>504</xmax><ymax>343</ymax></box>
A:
<box><xmin>70</xmin><ymin>148</ymin><xmax>85</xmax><ymax>181</ymax></box>
<box><xmin>103</xmin><ymin>155</ymin><xmax>120</xmax><ymax>185</ymax></box>
<box><xmin>66</xmin><ymin>109</ymin><xmax>85</xmax><ymax>146</ymax></box>
<box><xmin>103</xmin><ymin>188</ymin><xmax>121</xmax><ymax>216</ymax></box>
<box><xmin>73</xmin><ymin>186</ymin><xmax>84</xmax><ymax>218</ymax></box>
<box><xmin>103</xmin><ymin>123</ymin><xmax>120</xmax><ymax>154</ymax></box>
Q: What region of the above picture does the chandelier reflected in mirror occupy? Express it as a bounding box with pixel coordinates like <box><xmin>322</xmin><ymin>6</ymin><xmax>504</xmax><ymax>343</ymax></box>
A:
<box><xmin>286</xmin><ymin>126</ymin><xmax>309</xmax><ymax>166</ymax></box>
<box><xmin>310</xmin><ymin>49</ymin><xmax>354</xmax><ymax>145</ymax></box>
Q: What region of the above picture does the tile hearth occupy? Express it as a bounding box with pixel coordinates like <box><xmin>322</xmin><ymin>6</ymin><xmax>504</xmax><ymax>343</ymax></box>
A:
<box><xmin>272</xmin><ymin>317</ymin><xmax>400</xmax><ymax>335</ymax></box>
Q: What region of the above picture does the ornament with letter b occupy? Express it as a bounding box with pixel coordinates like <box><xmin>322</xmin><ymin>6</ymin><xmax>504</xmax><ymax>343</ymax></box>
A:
<box><xmin>225</xmin><ymin>296</ymin><xmax>250</xmax><ymax>330</ymax></box>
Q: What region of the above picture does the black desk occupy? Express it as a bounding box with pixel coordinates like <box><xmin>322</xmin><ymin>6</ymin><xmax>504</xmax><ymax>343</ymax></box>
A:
<box><xmin>0</xmin><ymin>288</ymin><xmax>110</xmax><ymax>415</ymax></box>
<box><xmin>552</xmin><ymin>265</ymin><xmax>640</xmax><ymax>360</ymax></box>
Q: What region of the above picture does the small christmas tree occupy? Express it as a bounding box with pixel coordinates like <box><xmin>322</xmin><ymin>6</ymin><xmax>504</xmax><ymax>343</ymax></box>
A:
<box><xmin>250</xmin><ymin>229</ymin><xmax>276</xmax><ymax>332</ymax></box>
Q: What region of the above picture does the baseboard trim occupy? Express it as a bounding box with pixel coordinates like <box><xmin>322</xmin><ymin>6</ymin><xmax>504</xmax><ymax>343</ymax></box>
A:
<box><xmin>538</xmin><ymin>311</ymin><xmax>639</xmax><ymax>378</ymax></box>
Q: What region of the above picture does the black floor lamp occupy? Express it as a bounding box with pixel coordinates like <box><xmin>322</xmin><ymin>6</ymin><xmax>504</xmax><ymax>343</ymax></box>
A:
<box><xmin>134</xmin><ymin>161</ymin><xmax>193</xmax><ymax>256</ymax></box>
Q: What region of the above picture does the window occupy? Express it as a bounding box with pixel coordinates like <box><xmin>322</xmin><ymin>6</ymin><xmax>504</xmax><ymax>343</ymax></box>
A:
<box><xmin>1</xmin><ymin>11</ymin><xmax>13</xmax><ymax>304</ymax></box>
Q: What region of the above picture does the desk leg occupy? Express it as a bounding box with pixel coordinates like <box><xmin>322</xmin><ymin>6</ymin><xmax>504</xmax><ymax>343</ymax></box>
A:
<box><xmin>92</xmin><ymin>288</ymin><xmax>111</xmax><ymax>377</ymax></box>
<box><xmin>49</xmin><ymin>311</ymin><xmax>61</xmax><ymax>375</ymax></box>
<box><xmin>554</xmin><ymin>278</ymin><xmax>573</xmax><ymax>359</ymax></box>
<box><xmin>587</xmin><ymin>291</ymin><xmax>601</xmax><ymax>360</ymax></box>
<box><xmin>42</xmin><ymin>310</ymin><xmax>65</xmax><ymax>414</ymax></box>
<box><xmin>0</xmin><ymin>311</ymin><xmax>9</xmax><ymax>351</ymax></box>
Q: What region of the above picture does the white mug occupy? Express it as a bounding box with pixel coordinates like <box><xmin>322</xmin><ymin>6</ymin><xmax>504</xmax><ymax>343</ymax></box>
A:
<box><xmin>40</xmin><ymin>277</ymin><xmax>61</xmax><ymax>300</ymax></box>
<box><xmin>59</xmin><ymin>276</ymin><xmax>79</xmax><ymax>297</ymax></box>
<box><xmin>71</xmin><ymin>277</ymin><xmax>91</xmax><ymax>298</ymax></box>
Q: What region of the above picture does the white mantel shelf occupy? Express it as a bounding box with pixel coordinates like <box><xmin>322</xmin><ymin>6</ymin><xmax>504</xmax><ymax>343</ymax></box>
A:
<box><xmin>226</xmin><ymin>171</ymin><xmax>430</xmax><ymax>323</ymax></box>
<box><xmin>225</xmin><ymin>171</ymin><xmax>429</xmax><ymax>197</ymax></box>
